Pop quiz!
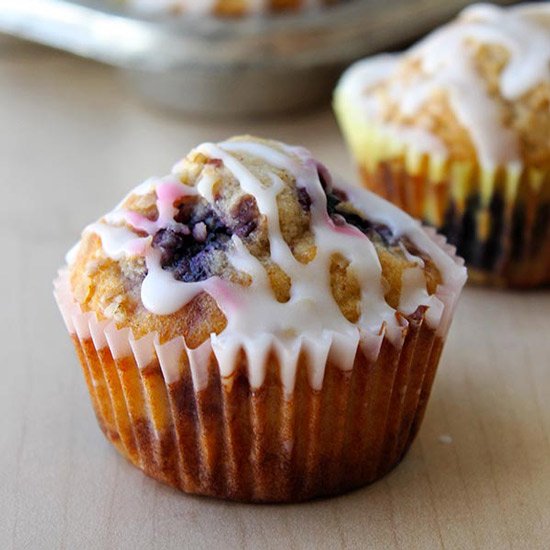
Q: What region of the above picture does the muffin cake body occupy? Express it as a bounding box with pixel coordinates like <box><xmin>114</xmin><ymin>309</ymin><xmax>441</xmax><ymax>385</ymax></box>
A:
<box><xmin>126</xmin><ymin>0</ymin><xmax>342</xmax><ymax>17</ymax></box>
<box><xmin>55</xmin><ymin>136</ymin><xmax>466</xmax><ymax>502</ymax></box>
<box><xmin>334</xmin><ymin>3</ymin><xmax>550</xmax><ymax>287</ymax></box>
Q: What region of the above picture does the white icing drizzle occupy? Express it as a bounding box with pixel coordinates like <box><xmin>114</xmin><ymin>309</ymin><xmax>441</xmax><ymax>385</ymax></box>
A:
<box><xmin>70</xmin><ymin>137</ymin><xmax>466</xmax><ymax>378</ymax></box>
<box><xmin>336</xmin><ymin>3</ymin><xmax>550</xmax><ymax>167</ymax></box>
<box><xmin>65</xmin><ymin>241</ymin><xmax>81</xmax><ymax>265</ymax></box>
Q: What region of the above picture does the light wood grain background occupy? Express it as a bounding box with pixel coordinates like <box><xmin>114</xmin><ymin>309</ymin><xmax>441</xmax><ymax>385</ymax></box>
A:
<box><xmin>1</xmin><ymin>36</ymin><xmax>549</xmax><ymax>550</ymax></box>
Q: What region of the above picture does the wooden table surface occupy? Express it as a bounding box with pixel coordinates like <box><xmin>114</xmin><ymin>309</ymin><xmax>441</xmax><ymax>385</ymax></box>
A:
<box><xmin>2</xmin><ymin>36</ymin><xmax>549</xmax><ymax>550</ymax></box>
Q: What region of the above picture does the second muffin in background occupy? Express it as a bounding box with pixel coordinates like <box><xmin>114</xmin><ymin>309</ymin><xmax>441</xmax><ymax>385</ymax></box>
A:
<box><xmin>334</xmin><ymin>3</ymin><xmax>550</xmax><ymax>287</ymax></box>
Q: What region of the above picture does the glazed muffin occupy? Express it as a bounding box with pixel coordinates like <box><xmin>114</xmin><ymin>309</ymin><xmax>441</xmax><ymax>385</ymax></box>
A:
<box><xmin>334</xmin><ymin>3</ymin><xmax>550</xmax><ymax>287</ymax></box>
<box><xmin>54</xmin><ymin>136</ymin><xmax>466</xmax><ymax>502</ymax></box>
<box><xmin>126</xmin><ymin>0</ymin><xmax>342</xmax><ymax>17</ymax></box>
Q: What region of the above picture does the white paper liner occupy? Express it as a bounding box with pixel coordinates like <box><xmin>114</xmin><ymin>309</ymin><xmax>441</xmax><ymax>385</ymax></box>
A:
<box><xmin>53</xmin><ymin>253</ymin><xmax>465</xmax><ymax>502</ymax></box>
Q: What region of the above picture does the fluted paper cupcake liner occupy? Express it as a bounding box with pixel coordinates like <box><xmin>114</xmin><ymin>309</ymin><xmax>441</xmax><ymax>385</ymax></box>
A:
<box><xmin>54</xmin><ymin>264</ymin><xmax>460</xmax><ymax>502</ymax></box>
<box><xmin>334</xmin><ymin>99</ymin><xmax>550</xmax><ymax>287</ymax></box>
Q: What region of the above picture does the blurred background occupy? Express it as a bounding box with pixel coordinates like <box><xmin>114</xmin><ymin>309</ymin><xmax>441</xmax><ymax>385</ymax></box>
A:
<box><xmin>0</xmin><ymin>0</ymin><xmax>519</xmax><ymax>117</ymax></box>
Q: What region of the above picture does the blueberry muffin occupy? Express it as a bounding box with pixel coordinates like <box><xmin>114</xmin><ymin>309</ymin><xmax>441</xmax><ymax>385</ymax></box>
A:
<box><xmin>334</xmin><ymin>3</ymin><xmax>550</xmax><ymax>287</ymax></box>
<box><xmin>54</xmin><ymin>136</ymin><xmax>466</xmax><ymax>502</ymax></box>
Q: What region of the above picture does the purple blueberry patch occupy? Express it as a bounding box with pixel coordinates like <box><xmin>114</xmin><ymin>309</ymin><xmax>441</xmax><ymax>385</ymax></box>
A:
<box><xmin>152</xmin><ymin>195</ymin><xmax>261</xmax><ymax>283</ymax></box>
<box><xmin>297</xmin><ymin>187</ymin><xmax>312</xmax><ymax>212</ymax></box>
<box><xmin>326</xmin><ymin>187</ymin><xmax>395</xmax><ymax>246</ymax></box>
<box><xmin>152</xmin><ymin>200</ymin><xmax>233</xmax><ymax>283</ymax></box>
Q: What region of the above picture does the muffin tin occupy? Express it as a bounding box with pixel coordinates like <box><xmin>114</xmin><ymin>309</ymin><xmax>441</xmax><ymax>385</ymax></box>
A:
<box><xmin>0</xmin><ymin>0</ymin><xmax>515</xmax><ymax>115</ymax></box>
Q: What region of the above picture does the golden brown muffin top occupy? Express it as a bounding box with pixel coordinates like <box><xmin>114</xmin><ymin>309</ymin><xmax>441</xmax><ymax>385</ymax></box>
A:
<box><xmin>336</xmin><ymin>3</ymin><xmax>550</xmax><ymax>170</ymax></box>
<box><xmin>67</xmin><ymin>136</ymin><xmax>466</xmax><ymax>348</ymax></box>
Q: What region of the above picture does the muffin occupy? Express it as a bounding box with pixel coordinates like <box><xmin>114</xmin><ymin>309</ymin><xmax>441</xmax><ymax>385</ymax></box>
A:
<box><xmin>54</xmin><ymin>136</ymin><xmax>466</xmax><ymax>502</ymax></box>
<box><xmin>334</xmin><ymin>3</ymin><xmax>550</xmax><ymax>287</ymax></box>
<box><xmin>126</xmin><ymin>0</ymin><xmax>342</xmax><ymax>17</ymax></box>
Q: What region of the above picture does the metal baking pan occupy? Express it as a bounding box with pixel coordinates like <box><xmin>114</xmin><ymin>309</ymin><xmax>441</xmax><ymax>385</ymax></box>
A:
<box><xmin>0</xmin><ymin>0</ymin><xmax>517</xmax><ymax>117</ymax></box>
